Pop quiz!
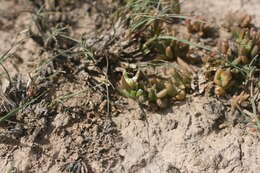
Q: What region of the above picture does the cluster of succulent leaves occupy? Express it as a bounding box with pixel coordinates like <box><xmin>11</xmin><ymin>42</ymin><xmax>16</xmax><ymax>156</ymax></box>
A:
<box><xmin>185</xmin><ymin>16</ymin><xmax>213</xmax><ymax>38</ymax></box>
<box><xmin>117</xmin><ymin>0</ymin><xmax>196</xmax><ymax>108</ymax></box>
<box><xmin>202</xmin><ymin>26</ymin><xmax>260</xmax><ymax>96</ymax></box>
<box><xmin>197</xmin><ymin>14</ymin><xmax>259</xmax><ymax>131</ymax></box>
<box><xmin>218</xmin><ymin>28</ymin><xmax>260</xmax><ymax>66</ymax></box>
<box><xmin>119</xmin><ymin>70</ymin><xmax>146</xmax><ymax>102</ymax></box>
<box><xmin>213</xmin><ymin>68</ymin><xmax>233</xmax><ymax>96</ymax></box>
<box><xmin>119</xmin><ymin>0</ymin><xmax>208</xmax><ymax>106</ymax></box>
<box><xmin>144</xmin><ymin>30</ymin><xmax>190</xmax><ymax>60</ymax></box>
<box><xmin>119</xmin><ymin>64</ymin><xmax>191</xmax><ymax>108</ymax></box>
<box><xmin>119</xmin><ymin>0</ymin><xmax>259</xmax><ymax>119</ymax></box>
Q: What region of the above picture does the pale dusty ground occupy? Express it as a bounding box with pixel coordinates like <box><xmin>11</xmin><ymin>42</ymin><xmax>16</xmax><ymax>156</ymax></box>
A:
<box><xmin>181</xmin><ymin>0</ymin><xmax>260</xmax><ymax>26</ymax></box>
<box><xmin>0</xmin><ymin>1</ymin><xmax>260</xmax><ymax>173</ymax></box>
<box><xmin>112</xmin><ymin>97</ymin><xmax>260</xmax><ymax>173</ymax></box>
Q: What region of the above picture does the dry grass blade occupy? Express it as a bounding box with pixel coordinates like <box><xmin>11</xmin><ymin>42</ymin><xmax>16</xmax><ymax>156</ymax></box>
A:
<box><xmin>0</xmin><ymin>91</ymin><xmax>47</xmax><ymax>122</ymax></box>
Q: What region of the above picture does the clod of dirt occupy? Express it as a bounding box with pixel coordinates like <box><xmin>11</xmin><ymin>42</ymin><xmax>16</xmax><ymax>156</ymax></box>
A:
<box><xmin>53</xmin><ymin>113</ymin><xmax>71</xmax><ymax>128</ymax></box>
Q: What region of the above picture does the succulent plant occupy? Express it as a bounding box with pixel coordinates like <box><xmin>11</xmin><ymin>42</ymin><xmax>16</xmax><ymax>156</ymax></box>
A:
<box><xmin>119</xmin><ymin>70</ymin><xmax>147</xmax><ymax>103</ymax></box>
<box><xmin>147</xmin><ymin>80</ymin><xmax>176</xmax><ymax>108</ymax></box>
<box><xmin>236</xmin><ymin>29</ymin><xmax>260</xmax><ymax>52</ymax></box>
<box><xmin>147</xmin><ymin>77</ymin><xmax>185</xmax><ymax>108</ymax></box>
<box><xmin>150</xmin><ymin>63</ymin><xmax>192</xmax><ymax>107</ymax></box>
<box><xmin>152</xmin><ymin>31</ymin><xmax>190</xmax><ymax>61</ymax></box>
<box><xmin>121</xmin><ymin>70</ymin><xmax>140</xmax><ymax>90</ymax></box>
<box><xmin>185</xmin><ymin>16</ymin><xmax>213</xmax><ymax>37</ymax></box>
<box><xmin>119</xmin><ymin>61</ymin><xmax>192</xmax><ymax>108</ymax></box>
<box><xmin>168</xmin><ymin>38</ymin><xmax>190</xmax><ymax>59</ymax></box>
<box><xmin>203</xmin><ymin>27</ymin><xmax>260</xmax><ymax>97</ymax></box>
<box><xmin>213</xmin><ymin>68</ymin><xmax>233</xmax><ymax>96</ymax></box>
<box><xmin>230</xmin><ymin>91</ymin><xmax>250</xmax><ymax>109</ymax></box>
<box><xmin>217</xmin><ymin>28</ymin><xmax>260</xmax><ymax>66</ymax></box>
<box><xmin>170</xmin><ymin>68</ymin><xmax>189</xmax><ymax>89</ymax></box>
<box><xmin>156</xmin><ymin>98</ymin><xmax>169</xmax><ymax>108</ymax></box>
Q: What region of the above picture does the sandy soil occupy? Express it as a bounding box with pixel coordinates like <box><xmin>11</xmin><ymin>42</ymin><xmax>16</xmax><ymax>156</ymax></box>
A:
<box><xmin>112</xmin><ymin>97</ymin><xmax>260</xmax><ymax>173</ymax></box>
<box><xmin>0</xmin><ymin>0</ymin><xmax>259</xmax><ymax>173</ymax></box>
<box><xmin>182</xmin><ymin>0</ymin><xmax>260</xmax><ymax>26</ymax></box>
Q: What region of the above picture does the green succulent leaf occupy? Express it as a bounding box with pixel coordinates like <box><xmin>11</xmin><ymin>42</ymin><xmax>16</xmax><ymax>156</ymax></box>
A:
<box><xmin>136</xmin><ymin>89</ymin><xmax>144</xmax><ymax>97</ymax></box>
<box><xmin>148</xmin><ymin>88</ymin><xmax>157</xmax><ymax>101</ymax></box>
<box><xmin>123</xmin><ymin>70</ymin><xmax>140</xmax><ymax>89</ymax></box>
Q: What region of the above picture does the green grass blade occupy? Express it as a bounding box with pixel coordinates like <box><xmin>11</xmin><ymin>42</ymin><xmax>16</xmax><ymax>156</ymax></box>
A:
<box><xmin>54</xmin><ymin>89</ymin><xmax>88</xmax><ymax>103</ymax></box>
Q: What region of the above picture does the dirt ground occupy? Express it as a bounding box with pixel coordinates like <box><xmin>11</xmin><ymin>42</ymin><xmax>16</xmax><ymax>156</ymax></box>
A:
<box><xmin>0</xmin><ymin>0</ymin><xmax>259</xmax><ymax>173</ymax></box>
